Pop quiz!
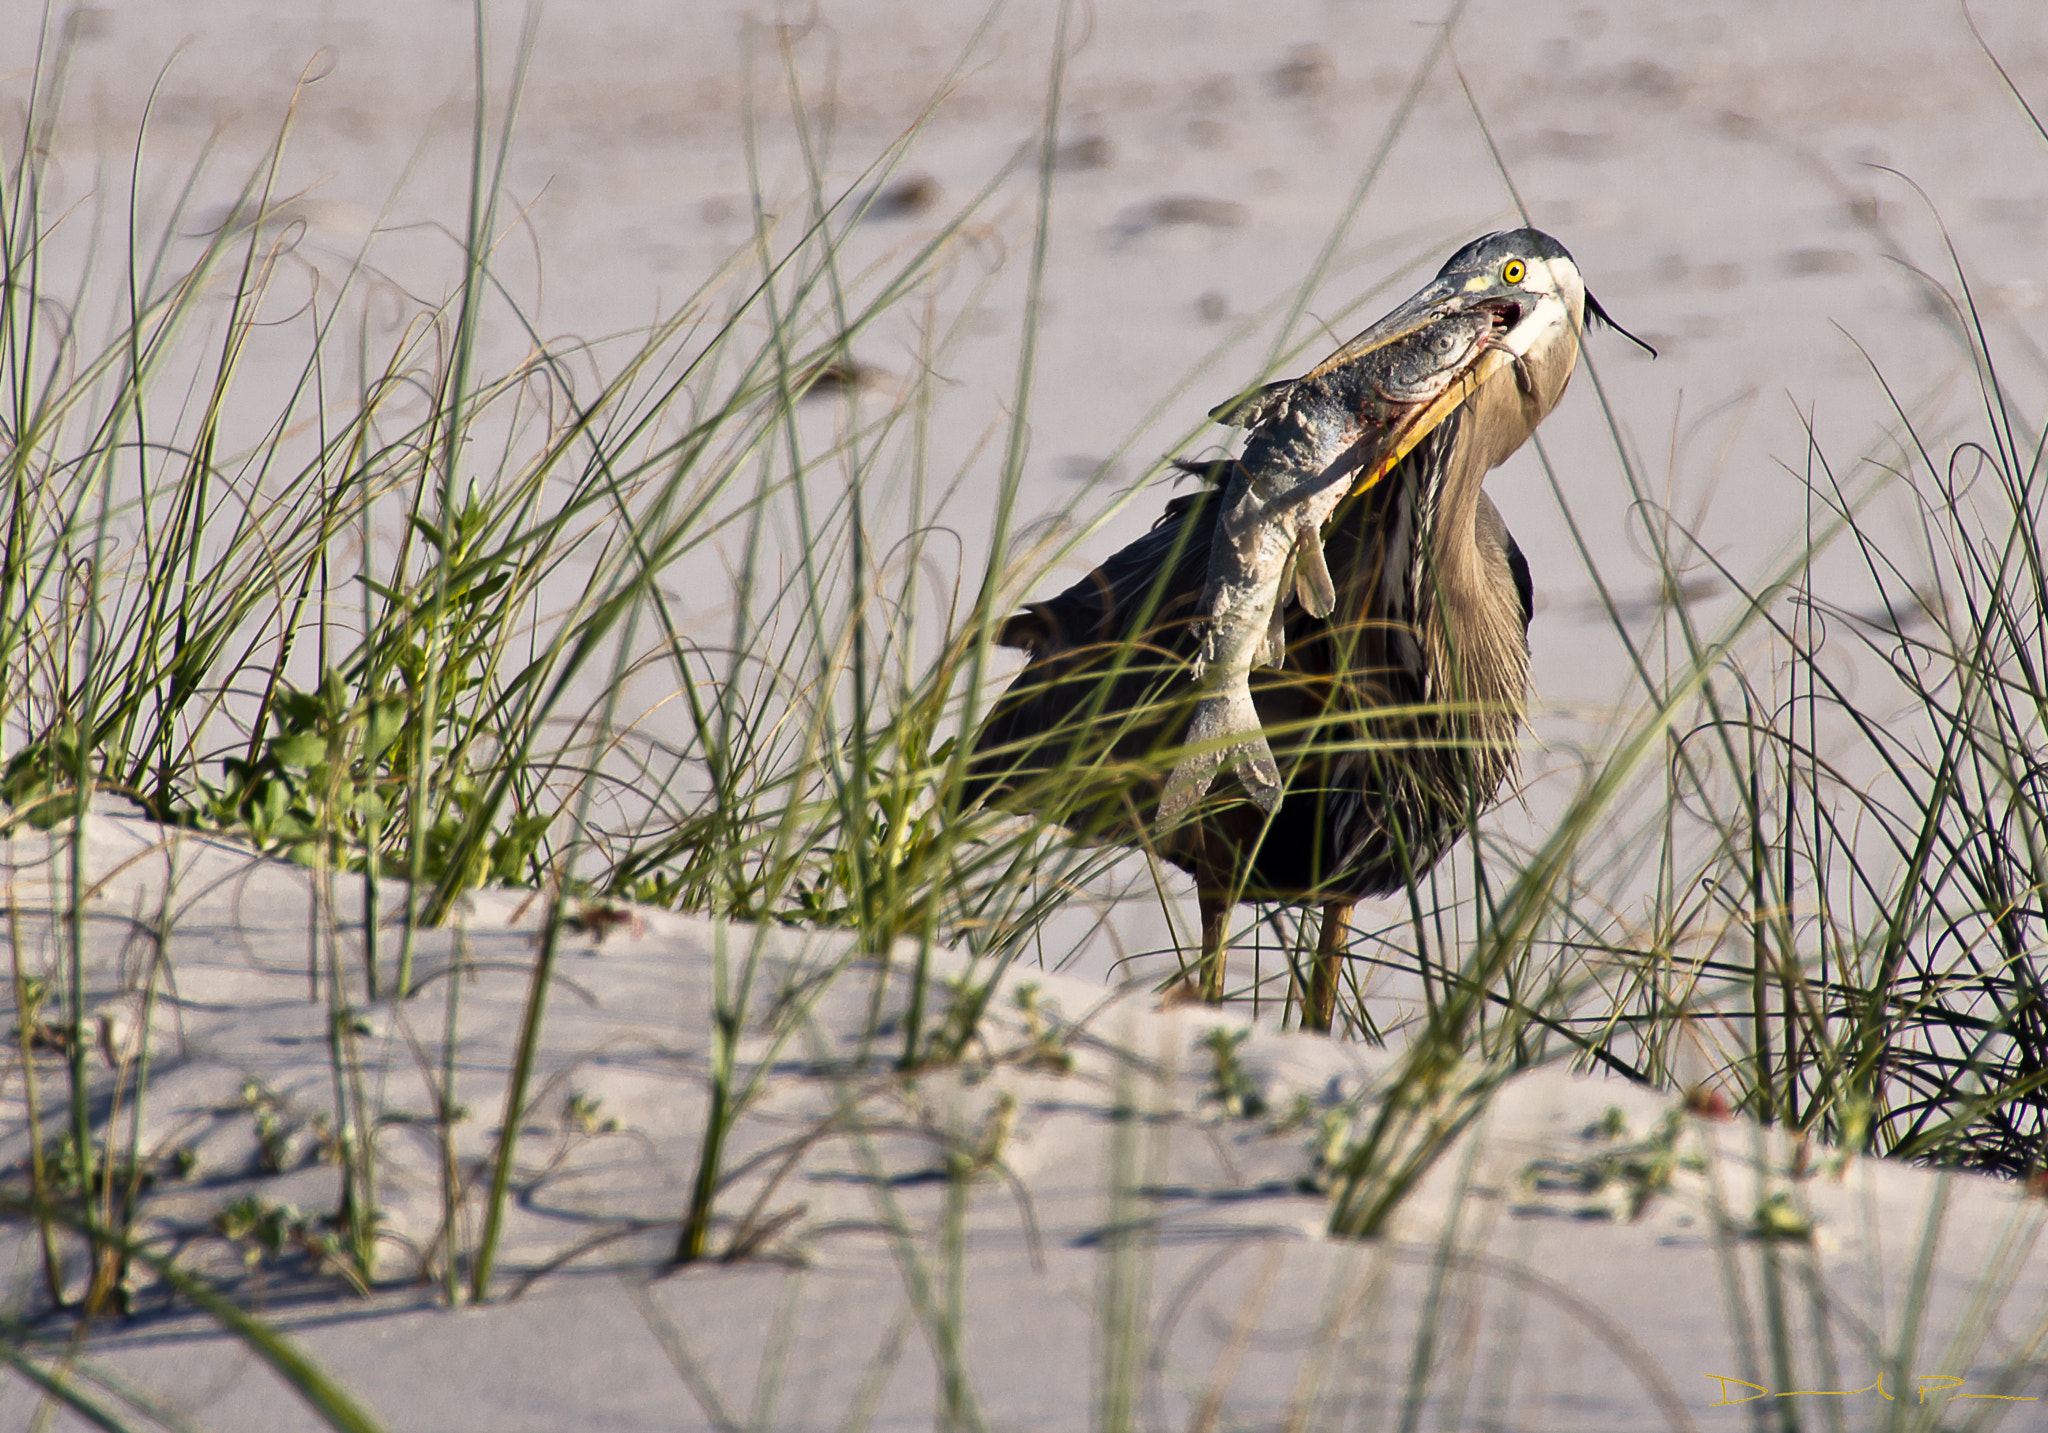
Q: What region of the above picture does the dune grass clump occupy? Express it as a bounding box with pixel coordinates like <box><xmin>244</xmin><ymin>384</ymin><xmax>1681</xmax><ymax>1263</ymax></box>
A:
<box><xmin>0</xmin><ymin>5</ymin><xmax>1144</xmax><ymax>1325</ymax></box>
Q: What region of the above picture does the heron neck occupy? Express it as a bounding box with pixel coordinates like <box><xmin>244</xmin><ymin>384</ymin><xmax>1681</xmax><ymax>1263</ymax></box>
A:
<box><xmin>1419</xmin><ymin>378</ymin><xmax>1537</xmax><ymax>725</ymax></box>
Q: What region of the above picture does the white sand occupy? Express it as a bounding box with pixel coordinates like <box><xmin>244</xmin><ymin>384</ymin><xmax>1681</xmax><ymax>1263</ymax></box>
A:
<box><xmin>2</xmin><ymin>806</ymin><xmax>2044</xmax><ymax>1429</ymax></box>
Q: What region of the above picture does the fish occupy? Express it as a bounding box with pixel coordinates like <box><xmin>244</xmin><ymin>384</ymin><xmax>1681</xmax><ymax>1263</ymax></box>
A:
<box><xmin>1156</xmin><ymin>308</ymin><xmax>1506</xmax><ymax>824</ymax></box>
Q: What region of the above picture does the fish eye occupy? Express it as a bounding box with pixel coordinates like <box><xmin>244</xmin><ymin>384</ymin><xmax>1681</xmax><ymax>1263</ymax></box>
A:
<box><xmin>1501</xmin><ymin>258</ymin><xmax>1527</xmax><ymax>285</ymax></box>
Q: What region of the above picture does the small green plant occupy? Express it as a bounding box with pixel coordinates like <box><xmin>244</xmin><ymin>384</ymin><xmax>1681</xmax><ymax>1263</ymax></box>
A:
<box><xmin>239</xmin><ymin>1079</ymin><xmax>308</xmax><ymax>1174</ymax></box>
<box><xmin>944</xmin><ymin>1091</ymin><xmax>1018</xmax><ymax>1182</ymax></box>
<box><xmin>1518</xmin><ymin>1106</ymin><xmax>1703</xmax><ymax>1222</ymax></box>
<box><xmin>1298</xmin><ymin>1107</ymin><xmax>1356</xmax><ymax>1194</ymax></box>
<box><xmin>0</xmin><ymin>726</ymin><xmax>90</xmax><ymax>833</ymax></box>
<box><xmin>925</xmin><ymin>972</ymin><xmax>997</xmax><ymax>1067</ymax></box>
<box><xmin>1199</xmin><ymin>1027</ymin><xmax>1267</xmax><ymax>1120</ymax></box>
<box><xmin>1269</xmin><ymin>1090</ymin><xmax>1318</xmax><ymax>1133</ymax></box>
<box><xmin>217</xmin><ymin>1196</ymin><xmax>313</xmax><ymax>1267</ymax></box>
<box><xmin>1010</xmin><ymin>982</ymin><xmax>1074</xmax><ymax>1073</ymax></box>
<box><xmin>1749</xmin><ymin>1190</ymin><xmax>1815</xmax><ymax>1243</ymax></box>
<box><xmin>214</xmin><ymin>1196</ymin><xmax>367</xmax><ymax>1292</ymax></box>
<box><xmin>44</xmin><ymin>1131</ymin><xmax>158</xmax><ymax>1204</ymax></box>
<box><xmin>564</xmin><ymin>1092</ymin><xmax>621</xmax><ymax>1136</ymax></box>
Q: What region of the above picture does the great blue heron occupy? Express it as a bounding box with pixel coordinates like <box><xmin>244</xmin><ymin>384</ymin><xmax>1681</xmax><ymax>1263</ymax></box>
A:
<box><xmin>966</xmin><ymin>229</ymin><xmax>1646</xmax><ymax>1031</ymax></box>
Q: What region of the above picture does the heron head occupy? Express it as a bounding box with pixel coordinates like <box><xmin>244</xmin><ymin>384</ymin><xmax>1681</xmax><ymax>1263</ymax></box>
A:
<box><xmin>1303</xmin><ymin>229</ymin><xmax>1651</xmax><ymax>495</ymax></box>
<box><xmin>1437</xmin><ymin>229</ymin><xmax>1585</xmax><ymax>368</ymax></box>
<box><xmin>1323</xmin><ymin>229</ymin><xmax>1604</xmax><ymax>384</ymax></box>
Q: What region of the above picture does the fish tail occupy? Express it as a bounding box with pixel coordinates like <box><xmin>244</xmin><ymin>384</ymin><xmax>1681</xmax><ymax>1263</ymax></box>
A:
<box><xmin>1157</xmin><ymin>685</ymin><xmax>1282</xmax><ymax>823</ymax></box>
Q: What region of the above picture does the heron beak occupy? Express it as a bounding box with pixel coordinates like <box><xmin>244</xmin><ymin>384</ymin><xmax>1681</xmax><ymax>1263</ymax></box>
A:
<box><xmin>1346</xmin><ymin>345</ymin><xmax>1515</xmax><ymax>500</ymax></box>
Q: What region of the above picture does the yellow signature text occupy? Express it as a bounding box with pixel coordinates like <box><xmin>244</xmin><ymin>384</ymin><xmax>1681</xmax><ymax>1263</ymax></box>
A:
<box><xmin>1707</xmin><ymin>1373</ymin><xmax>2037</xmax><ymax>1406</ymax></box>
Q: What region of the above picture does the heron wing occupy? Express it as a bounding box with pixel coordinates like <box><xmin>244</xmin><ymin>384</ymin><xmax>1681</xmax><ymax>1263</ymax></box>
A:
<box><xmin>967</xmin><ymin>488</ymin><xmax>1220</xmax><ymax>811</ymax></box>
<box><xmin>992</xmin><ymin>488</ymin><xmax>1217</xmax><ymax>659</ymax></box>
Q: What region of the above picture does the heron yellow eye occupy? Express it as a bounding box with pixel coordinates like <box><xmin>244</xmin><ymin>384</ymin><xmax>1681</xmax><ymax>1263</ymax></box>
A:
<box><xmin>1502</xmin><ymin>259</ymin><xmax>1527</xmax><ymax>285</ymax></box>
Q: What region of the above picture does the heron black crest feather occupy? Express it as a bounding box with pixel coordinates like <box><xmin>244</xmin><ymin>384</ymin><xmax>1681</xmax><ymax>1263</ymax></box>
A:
<box><xmin>1585</xmin><ymin>290</ymin><xmax>1657</xmax><ymax>358</ymax></box>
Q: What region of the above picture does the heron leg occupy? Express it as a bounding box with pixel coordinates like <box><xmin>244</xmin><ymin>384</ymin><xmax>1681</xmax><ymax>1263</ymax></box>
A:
<box><xmin>1198</xmin><ymin>891</ymin><xmax>1230</xmax><ymax>1003</ymax></box>
<box><xmin>1307</xmin><ymin>900</ymin><xmax>1353</xmax><ymax>1033</ymax></box>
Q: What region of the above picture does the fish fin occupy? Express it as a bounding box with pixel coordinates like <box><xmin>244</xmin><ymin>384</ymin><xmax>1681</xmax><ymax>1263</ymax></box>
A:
<box><xmin>1292</xmin><ymin>533</ymin><xmax>1336</xmax><ymax>617</ymax></box>
<box><xmin>1218</xmin><ymin>479</ymin><xmax>1266</xmax><ymax>554</ymax></box>
<box><xmin>1208</xmin><ymin>377</ymin><xmax>1295</xmax><ymax>430</ymax></box>
<box><xmin>1255</xmin><ymin>603</ymin><xmax>1286</xmax><ymax>668</ymax></box>
<box><xmin>1158</xmin><ymin>687</ymin><xmax>1281</xmax><ymax>823</ymax></box>
<box><xmin>1235</xmin><ymin>748</ymin><xmax>1283</xmax><ymax>812</ymax></box>
<box><xmin>1189</xmin><ymin>569</ymin><xmax>1259</xmax><ymax>677</ymax></box>
<box><xmin>1157</xmin><ymin>749</ymin><xmax>1218</xmax><ymax>825</ymax></box>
